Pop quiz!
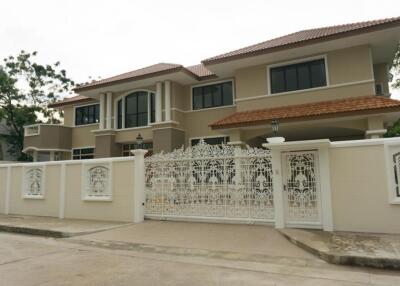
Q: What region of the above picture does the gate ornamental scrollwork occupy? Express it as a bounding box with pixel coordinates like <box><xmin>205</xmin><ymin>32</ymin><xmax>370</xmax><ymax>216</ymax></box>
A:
<box><xmin>145</xmin><ymin>140</ymin><xmax>274</xmax><ymax>222</ymax></box>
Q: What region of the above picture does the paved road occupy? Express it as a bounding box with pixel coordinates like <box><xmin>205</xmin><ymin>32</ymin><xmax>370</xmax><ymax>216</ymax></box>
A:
<box><xmin>0</xmin><ymin>231</ymin><xmax>400</xmax><ymax>285</ymax></box>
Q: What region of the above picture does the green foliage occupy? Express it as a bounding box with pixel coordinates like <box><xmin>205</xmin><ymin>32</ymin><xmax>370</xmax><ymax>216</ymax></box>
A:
<box><xmin>0</xmin><ymin>51</ymin><xmax>74</xmax><ymax>160</ymax></box>
<box><xmin>392</xmin><ymin>44</ymin><xmax>400</xmax><ymax>89</ymax></box>
<box><xmin>385</xmin><ymin>119</ymin><xmax>400</xmax><ymax>138</ymax></box>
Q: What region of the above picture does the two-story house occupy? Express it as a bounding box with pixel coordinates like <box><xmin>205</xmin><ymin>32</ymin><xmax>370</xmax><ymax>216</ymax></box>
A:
<box><xmin>23</xmin><ymin>16</ymin><xmax>400</xmax><ymax>161</ymax></box>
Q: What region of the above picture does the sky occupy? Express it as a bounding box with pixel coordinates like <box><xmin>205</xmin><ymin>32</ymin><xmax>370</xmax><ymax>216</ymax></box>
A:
<box><xmin>1</xmin><ymin>0</ymin><xmax>399</xmax><ymax>97</ymax></box>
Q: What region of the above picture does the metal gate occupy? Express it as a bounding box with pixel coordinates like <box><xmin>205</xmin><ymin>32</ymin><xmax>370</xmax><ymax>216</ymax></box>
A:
<box><xmin>281</xmin><ymin>150</ymin><xmax>322</xmax><ymax>228</ymax></box>
<box><xmin>144</xmin><ymin>140</ymin><xmax>274</xmax><ymax>223</ymax></box>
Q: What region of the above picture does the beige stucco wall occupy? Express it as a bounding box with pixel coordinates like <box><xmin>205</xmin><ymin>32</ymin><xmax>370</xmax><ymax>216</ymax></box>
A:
<box><xmin>330</xmin><ymin>144</ymin><xmax>400</xmax><ymax>233</ymax></box>
<box><xmin>234</xmin><ymin>45</ymin><xmax>376</xmax><ymax>111</ymax></box>
<box><xmin>64</xmin><ymin>161</ymin><xmax>135</xmax><ymax>222</ymax></box>
<box><xmin>182</xmin><ymin>106</ymin><xmax>236</xmax><ymax>146</ymax></box>
<box><xmin>236</xmin><ymin>82</ymin><xmax>374</xmax><ymax>111</ymax></box>
<box><xmin>0</xmin><ymin>159</ymin><xmax>136</xmax><ymax>222</ymax></box>
<box><xmin>71</xmin><ymin>125</ymin><xmax>98</xmax><ymax>148</ymax></box>
<box><xmin>0</xmin><ymin>167</ymin><xmax>7</xmax><ymax>213</ymax></box>
<box><xmin>63</xmin><ymin>106</ymin><xmax>74</xmax><ymax>127</ymax></box>
<box><xmin>8</xmin><ymin>165</ymin><xmax>60</xmax><ymax>217</ymax></box>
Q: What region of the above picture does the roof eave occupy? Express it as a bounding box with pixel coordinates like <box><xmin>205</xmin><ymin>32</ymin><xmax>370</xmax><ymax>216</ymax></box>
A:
<box><xmin>202</xmin><ymin>19</ymin><xmax>400</xmax><ymax>66</ymax></box>
<box><xmin>74</xmin><ymin>66</ymin><xmax>199</xmax><ymax>93</ymax></box>
<box><xmin>210</xmin><ymin>107</ymin><xmax>400</xmax><ymax>130</ymax></box>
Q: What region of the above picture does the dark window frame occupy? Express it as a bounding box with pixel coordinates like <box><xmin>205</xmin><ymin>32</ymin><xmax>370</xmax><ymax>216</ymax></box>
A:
<box><xmin>190</xmin><ymin>136</ymin><xmax>230</xmax><ymax>146</ymax></box>
<box><xmin>74</xmin><ymin>104</ymin><xmax>100</xmax><ymax>126</ymax></box>
<box><xmin>72</xmin><ymin>147</ymin><xmax>95</xmax><ymax>160</ymax></box>
<box><xmin>192</xmin><ymin>81</ymin><xmax>234</xmax><ymax>110</ymax></box>
<box><xmin>117</xmin><ymin>91</ymin><xmax>155</xmax><ymax>129</ymax></box>
<box><xmin>269</xmin><ymin>58</ymin><xmax>327</xmax><ymax>94</ymax></box>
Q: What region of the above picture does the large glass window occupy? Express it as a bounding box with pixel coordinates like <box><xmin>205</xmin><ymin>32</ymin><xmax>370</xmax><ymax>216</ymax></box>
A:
<box><xmin>270</xmin><ymin>59</ymin><xmax>327</xmax><ymax>94</ymax></box>
<box><xmin>118</xmin><ymin>91</ymin><xmax>155</xmax><ymax>129</ymax></box>
<box><xmin>192</xmin><ymin>81</ymin><xmax>233</xmax><ymax>110</ymax></box>
<box><xmin>72</xmin><ymin>148</ymin><xmax>95</xmax><ymax>160</ymax></box>
<box><xmin>75</xmin><ymin>104</ymin><xmax>99</xmax><ymax>126</ymax></box>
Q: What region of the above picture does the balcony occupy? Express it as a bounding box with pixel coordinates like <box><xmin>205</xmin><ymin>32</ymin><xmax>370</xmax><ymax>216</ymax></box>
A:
<box><xmin>23</xmin><ymin>124</ymin><xmax>72</xmax><ymax>153</ymax></box>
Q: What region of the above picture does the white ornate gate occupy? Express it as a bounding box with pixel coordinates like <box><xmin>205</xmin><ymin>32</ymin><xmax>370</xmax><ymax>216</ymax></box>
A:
<box><xmin>281</xmin><ymin>150</ymin><xmax>322</xmax><ymax>227</ymax></box>
<box><xmin>145</xmin><ymin>140</ymin><xmax>274</xmax><ymax>223</ymax></box>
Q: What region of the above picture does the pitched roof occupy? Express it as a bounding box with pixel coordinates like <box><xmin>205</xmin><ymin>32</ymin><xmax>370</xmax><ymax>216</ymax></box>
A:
<box><xmin>48</xmin><ymin>95</ymin><xmax>94</xmax><ymax>108</ymax></box>
<box><xmin>203</xmin><ymin>16</ymin><xmax>400</xmax><ymax>64</ymax></box>
<box><xmin>75</xmin><ymin>63</ymin><xmax>184</xmax><ymax>91</ymax></box>
<box><xmin>210</xmin><ymin>96</ymin><xmax>400</xmax><ymax>130</ymax></box>
<box><xmin>186</xmin><ymin>64</ymin><xmax>216</xmax><ymax>79</ymax></box>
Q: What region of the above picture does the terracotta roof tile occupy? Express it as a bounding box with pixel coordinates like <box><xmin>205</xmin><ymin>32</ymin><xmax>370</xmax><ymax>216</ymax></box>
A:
<box><xmin>203</xmin><ymin>16</ymin><xmax>400</xmax><ymax>64</ymax></box>
<box><xmin>48</xmin><ymin>95</ymin><xmax>94</xmax><ymax>108</ymax></box>
<box><xmin>210</xmin><ymin>96</ymin><xmax>400</xmax><ymax>129</ymax></box>
<box><xmin>75</xmin><ymin>63</ymin><xmax>183</xmax><ymax>91</ymax></box>
<box><xmin>185</xmin><ymin>64</ymin><xmax>216</xmax><ymax>78</ymax></box>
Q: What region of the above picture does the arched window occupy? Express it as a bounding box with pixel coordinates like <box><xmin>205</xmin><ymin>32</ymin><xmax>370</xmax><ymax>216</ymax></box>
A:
<box><xmin>116</xmin><ymin>91</ymin><xmax>155</xmax><ymax>129</ymax></box>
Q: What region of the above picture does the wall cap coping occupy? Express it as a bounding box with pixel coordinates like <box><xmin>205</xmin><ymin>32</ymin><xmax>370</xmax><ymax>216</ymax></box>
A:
<box><xmin>365</xmin><ymin>129</ymin><xmax>387</xmax><ymax>135</ymax></box>
<box><xmin>263</xmin><ymin>139</ymin><xmax>331</xmax><ymax>151</ymax></box>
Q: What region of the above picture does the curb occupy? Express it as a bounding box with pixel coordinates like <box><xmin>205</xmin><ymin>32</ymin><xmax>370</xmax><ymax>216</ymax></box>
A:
<box><xmin>279</xmin><ymin>230</ymin><xmax>400</xmax><ymax>270</ymax></box>
<box><xmin>0</xmin><ymin>225</ymin><xmax>69</xmax><ymax>238</ymax></box>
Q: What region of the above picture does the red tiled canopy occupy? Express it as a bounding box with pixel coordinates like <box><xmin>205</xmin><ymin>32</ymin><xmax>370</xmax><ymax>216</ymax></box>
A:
<box><xmin>210</xmin><ymin>96</ymin><xmax>400</xmax><ymax>130</ymax></box>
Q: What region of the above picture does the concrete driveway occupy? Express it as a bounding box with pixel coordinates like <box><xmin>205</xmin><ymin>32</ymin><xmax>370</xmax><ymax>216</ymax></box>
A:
<box><xmin>0</xmin><ymin>220</ymin><xmax>400</xmax><ymax>285</ymax></box>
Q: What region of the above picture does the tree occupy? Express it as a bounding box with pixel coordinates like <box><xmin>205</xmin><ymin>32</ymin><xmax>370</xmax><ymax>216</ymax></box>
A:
<box><xmin>0</xmin><ymin>51</ymin><xmax>74</xmax><ymax>160</ymax></box>
<box><xmin>392</xmin><ymin>44</ymin><xmax>400</xmax><ymax>89</ymax></box>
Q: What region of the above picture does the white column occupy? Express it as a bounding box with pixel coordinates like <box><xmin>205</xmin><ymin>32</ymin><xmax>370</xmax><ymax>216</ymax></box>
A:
<box><xmin>58</xmin><ymin>163</ymin><xmax>66</xmax><ymax>219</ymax></box>
<box><xmin>132</xmin><ymin>149</ymin><xmax>148</xmax><ymax>223</ymax></box>
<box><xmin>318</xmin><ymin>147</ymin><xmax>333</xmax><ymax>231</ymax></box>
<box><xmin>164</xmin><ymin>80</ymin><xmax>171</xmax><ymax>122</ymax></box>
<box><xmin>99</xmin><ymin>93</ymin><xmax>106</xmax><ymax>129</ymax></box>
<box><xmin>156</xmin><ymin>82</ymin><xmax>162</xmax><ymax>123</ymax></box>
<box><xmin>32</xmin><ymin>150</ymin><xmax>38</xmax><ymax>162</ymax></box>
<box><xmin>269</xmin><ymin>148</ymin><xmax>285</xmax><ymax>229</ymax></box>
<box><xmin>5</xmin><ymin>166</ymin><xmax>11</xmax><ymax>215</ymax></box>
<box><xmin>49</xmin><ymin>151</ymin><xmax>55</xmax><ymax>161</ymax></box>
<box><xmin>106</xmin><ymin>92</ymin><xmax>112</xmax><ymax>129</ymax></box>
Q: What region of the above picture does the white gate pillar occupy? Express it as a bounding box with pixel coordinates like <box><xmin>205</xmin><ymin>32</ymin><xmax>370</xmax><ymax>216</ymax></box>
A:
<box><xmin>270</xmin><ymin>148</ymin><xmax>285</xmax><ymax>228</ymax></box>
<box><xmin>132</xmin><ymin>149</ymin><xmax>148</xmax><ymax>223</ymax></box>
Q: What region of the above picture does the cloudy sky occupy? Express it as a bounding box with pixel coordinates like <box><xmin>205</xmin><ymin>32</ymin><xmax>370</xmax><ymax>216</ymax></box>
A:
<box><xmin>1</xmin><ymin>0</ymin><xmax>399</xmax><ymax>96</ymax></box>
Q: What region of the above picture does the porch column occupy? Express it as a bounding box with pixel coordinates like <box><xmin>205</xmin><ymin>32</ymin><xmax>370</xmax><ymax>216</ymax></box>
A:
<box><xmin>366</xmin><ymin>116</ymin><xmax>386</xmax><ymax>139</ymax></box>
<box><xmin>164</xmin><ymin>80</ymin><xmax>171</xmax><ymax>122</ymax></box>
<box><xmin>99</xmin><ymin>93</ymin><xmax>105</xmax><ymax>129</ymax></box>
<box><xmin>156</xmin><ymin>82</ymin><xmax>162</xmax><ymax>122</ymax></box>
<box><xmin>106</xmin><ymin>92</ymin><xmax>113</xmax><ymax>129</ymax></box>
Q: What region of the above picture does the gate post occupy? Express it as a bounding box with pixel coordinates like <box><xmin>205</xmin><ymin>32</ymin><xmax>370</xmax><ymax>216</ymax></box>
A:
<box><xmin>268</xmin><ymin>147</ymin><xmax>285</xmax><ymax>228</ymax></box>
<box><xmin>132</xmin><ymin>149</ymin><xmax>148</xmax><ymax>223</ymax></box>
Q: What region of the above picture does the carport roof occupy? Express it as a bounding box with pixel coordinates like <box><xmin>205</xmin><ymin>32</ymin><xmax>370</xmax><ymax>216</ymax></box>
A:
<box><xmin>209</xmin><ymin>96</ymin><xmax>400</xmax><ymax>130</ymax></box>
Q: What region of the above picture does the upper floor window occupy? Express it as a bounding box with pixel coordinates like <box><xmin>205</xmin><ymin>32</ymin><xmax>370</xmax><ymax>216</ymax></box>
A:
<box><xmin>117</xmin><ymin>91</ymin><xmax>155</xmax><ymax>129</ymax></box>
<box><xmin>75</xmin><ymin>104</ymin><xmax>99</xmax><ymax>126</ymax></box>
<box><xmin>270</xmin><ymin>59</ymin><xmax>327</xmax><ymax>94</ymax></box>
<box><xmin>192</xmin><ymin>81</ymin><xmax>233</xmax><ymax>110</ymax></box>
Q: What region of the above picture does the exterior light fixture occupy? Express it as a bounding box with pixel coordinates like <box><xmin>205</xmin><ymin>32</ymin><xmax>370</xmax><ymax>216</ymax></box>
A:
<box><xmin>266</xmin><ymin>119</ymin><xmax>285</xmax><ymax>143</ymax></box>
<box><xmin>271</xmin><ymin>120</ymin><xmax>279</xmax><ymax>136</ymax></box>
<box><xmin>136</xmin><ymin>133</ymin><xmax>144</xmax><ymax>149</ymax></box>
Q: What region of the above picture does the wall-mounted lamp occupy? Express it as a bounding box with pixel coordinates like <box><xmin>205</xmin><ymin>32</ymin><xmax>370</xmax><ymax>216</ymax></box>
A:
<box><xmin>271</xmin><ymin>120</ymin><xmax>279</xmax><ymax>136</ymax></box>
<box><xmin>136</xmin><ymin>133</ymin><xmax>144</xmax><ymax>149</ymax></box>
